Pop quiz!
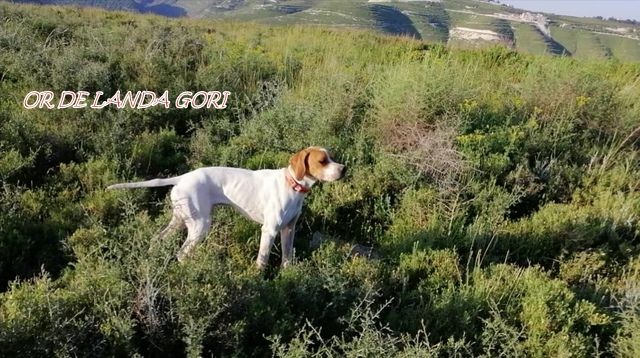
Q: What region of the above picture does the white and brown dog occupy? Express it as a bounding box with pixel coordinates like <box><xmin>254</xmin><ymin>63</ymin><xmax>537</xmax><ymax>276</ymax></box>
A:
<box><xmin>107</xmin><ymin>147</ymin><xmax>346</xmax><ymax>268</ymax></box>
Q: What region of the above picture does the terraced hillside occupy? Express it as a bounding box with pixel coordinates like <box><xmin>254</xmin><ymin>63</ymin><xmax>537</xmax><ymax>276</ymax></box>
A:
<box><xmin>11</xmin><ymin>0</ymin><xmax>640</xmax><ymax>60</ymax></box>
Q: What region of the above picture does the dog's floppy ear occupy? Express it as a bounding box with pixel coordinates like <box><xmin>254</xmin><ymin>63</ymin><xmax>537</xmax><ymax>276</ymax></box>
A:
<box><xmin>289</xmin><ymin>148</ymin><xmax>309</xmax><ymax>181</ymax></box>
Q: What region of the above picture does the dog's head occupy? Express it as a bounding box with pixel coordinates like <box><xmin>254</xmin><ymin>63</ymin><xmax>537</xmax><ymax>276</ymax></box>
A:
<box><xmin>289</xmin><ymin>147</ymin><xmax>346</xmax><ymax>182</ymax></box>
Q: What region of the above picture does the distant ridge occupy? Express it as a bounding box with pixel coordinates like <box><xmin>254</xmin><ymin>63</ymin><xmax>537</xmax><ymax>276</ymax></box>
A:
<box><xmin>12</xmin><ymin>0</ymin><xmax>640</xmax><ymax>61</ymax></box>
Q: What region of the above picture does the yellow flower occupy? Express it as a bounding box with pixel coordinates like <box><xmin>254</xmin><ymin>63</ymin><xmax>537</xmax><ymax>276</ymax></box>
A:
<box><xmin>576</xmin><ymin>95</ymin><xmax>590</xmax><ymax>107</ymax></box>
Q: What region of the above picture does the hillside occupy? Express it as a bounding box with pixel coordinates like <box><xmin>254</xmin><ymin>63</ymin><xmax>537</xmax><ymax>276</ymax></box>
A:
<box><xmin>13</xmin><ymin>0</ymin><xmax>640</xmax><ymax>61</ymax></box>
<box><xmin>1</xmin><ymin>2</ymin><xmax>640</xmax><ymax>357</ymax></box>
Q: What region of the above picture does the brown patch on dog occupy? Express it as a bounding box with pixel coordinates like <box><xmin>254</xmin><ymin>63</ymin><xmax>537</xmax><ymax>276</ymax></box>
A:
<box><xmin>289</xmin><ymin>147</ymin><xmax>330</xmax><ymax>180</ymax></box>
<box><xmin>289</xmin><ymin>148</ymin><xmax>309</xmax><ymax>180</ymax></box>
<box><xmin>306</xmin><ymin>148</ymin><xmax>330</xmax><ymax>179</ymax></box>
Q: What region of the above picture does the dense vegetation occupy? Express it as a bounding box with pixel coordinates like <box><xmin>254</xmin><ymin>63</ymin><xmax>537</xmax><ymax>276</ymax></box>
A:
<box><xmin>1</xmin><ymin>3</ymin><xmax>639</xmax><ymax>357</ymax></box>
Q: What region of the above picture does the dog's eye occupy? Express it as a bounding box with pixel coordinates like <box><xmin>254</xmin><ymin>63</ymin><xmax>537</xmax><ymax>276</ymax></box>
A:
<box><xmin>320</xmin><ymin>158</ymin><xmax>329</xmax><ymax>165</ymax></box>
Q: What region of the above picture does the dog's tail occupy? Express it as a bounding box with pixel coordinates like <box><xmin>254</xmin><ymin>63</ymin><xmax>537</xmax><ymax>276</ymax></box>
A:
<box><xmin>107</xmin><ymin>176</ymin><xmax>181</xmax><ymax>190</ymax></box>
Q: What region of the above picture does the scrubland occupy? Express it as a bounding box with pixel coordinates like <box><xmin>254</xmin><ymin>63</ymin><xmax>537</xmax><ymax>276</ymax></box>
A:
<box><xmin>1</xmin><ymin>3</ymin><xmax>639</xmax><ymax>357</ymax></box>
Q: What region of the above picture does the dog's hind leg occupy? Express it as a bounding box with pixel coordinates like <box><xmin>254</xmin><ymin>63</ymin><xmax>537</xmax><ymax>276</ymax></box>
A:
<box><xmin>158</xmin><ymin>214</ymin><xmax>184</xmax><ymax>241</ymax></box>
<box><xmin>177</xmin><ymin>215</ymin><xmax>211</xmax><ymax>262</ymax></box>
<box><xmin>171</xmin><ymin>184</ymin><xmax>214</xmax><ymax>262</ymax></box>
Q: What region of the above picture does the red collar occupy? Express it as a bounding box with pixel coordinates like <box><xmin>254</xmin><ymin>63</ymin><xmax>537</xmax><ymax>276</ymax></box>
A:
<box><xmin>285</xmin><ymin>170</ymin><xmax>310</xmax><ymax>194</ymax></box>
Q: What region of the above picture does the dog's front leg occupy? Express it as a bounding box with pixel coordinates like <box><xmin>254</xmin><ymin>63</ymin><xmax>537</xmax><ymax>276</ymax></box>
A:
<box><xmin>280</xmin><ymin>217</ymin><xmax>298</xmax><ymax>268</ymax></box>
<box><xmin>256</xmin><ymin>225</ymin><xmax>277</xmax><ymax>269</ymax></box>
